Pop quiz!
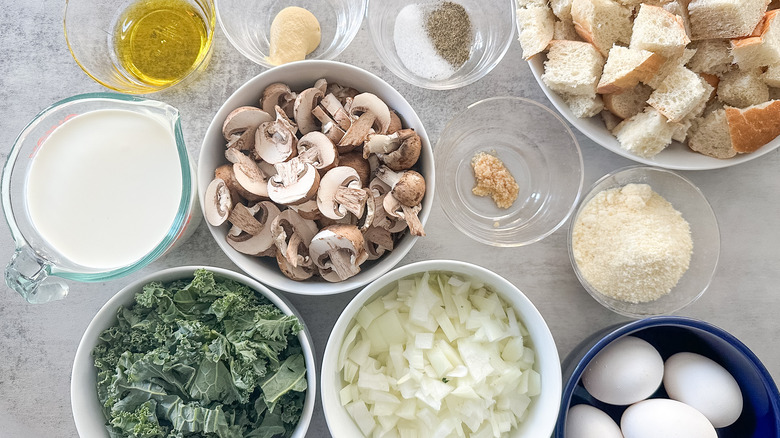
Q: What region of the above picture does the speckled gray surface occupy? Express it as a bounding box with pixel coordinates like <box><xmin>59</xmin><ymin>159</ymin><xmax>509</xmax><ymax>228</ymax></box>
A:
<box><xmin>0</xmin><ymin>1</ymin><xmax>778</xmax><ymax>437</ymax></box>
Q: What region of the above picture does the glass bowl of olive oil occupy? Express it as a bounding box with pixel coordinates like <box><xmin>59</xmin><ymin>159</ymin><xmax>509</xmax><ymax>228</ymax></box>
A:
<box><xmin>64</xmin><ymin>0</ymin><xmax>216</xmax><ymax>94</ymax></box>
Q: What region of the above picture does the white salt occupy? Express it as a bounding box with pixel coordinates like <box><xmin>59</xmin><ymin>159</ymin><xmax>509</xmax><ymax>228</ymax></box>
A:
<box><xmin>394</xmin><ymin>4</ymin><xmax>455</xmax><ymax>81</ymax></box>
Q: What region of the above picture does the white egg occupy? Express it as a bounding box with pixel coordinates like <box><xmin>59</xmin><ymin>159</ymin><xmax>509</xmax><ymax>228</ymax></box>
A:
<box><xmin>582</xmin><ymin>336</ymin><xmax>664</xmax><ymax>405</ymax></box>
<box><xmin>565</xmin><ymin>404</ymin><xmax>624</xmax><ymax>438</ymax></box>
<box><xmin>663</xmin><ymin>352</ymin><xmax>744</xmax><ymax>428</ymax></box>
<box><xmin>621</xmin><ymin>398</ymin><xmax>717</xmax><ymax>438</ymax></box>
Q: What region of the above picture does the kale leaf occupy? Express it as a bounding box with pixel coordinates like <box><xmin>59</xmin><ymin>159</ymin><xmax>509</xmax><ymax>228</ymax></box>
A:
<box><xmin>93</xmin><ymin>269</ymin><xmax>307</xmax><ymax>438</ymax></box>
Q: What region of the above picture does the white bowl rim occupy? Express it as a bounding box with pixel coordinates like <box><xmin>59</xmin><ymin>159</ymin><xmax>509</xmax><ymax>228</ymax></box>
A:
<box><xmin>320</xmin><ymin>259</ymin><xmax>563</xmax><ymax>437</ymax></box>
<box><xmin>197</xmin><ymin>60</ymin><xmax>435</xmax><ymax>295</ymax></box>
<box><xmin>527</xmin><ymin>56</ymin><xmax>780</xmax><ymax>171</ymax></box>
<box><xmin>71</xmin><ymin>265</ymin><xmax>317</xmax><ymax>438</ymax></box>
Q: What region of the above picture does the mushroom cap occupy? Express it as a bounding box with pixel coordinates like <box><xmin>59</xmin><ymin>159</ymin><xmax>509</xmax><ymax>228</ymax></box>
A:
<box><xmin>298</xmin><ymin>131</ymin><xmax>338</xmax><ymax>172</ymax></box>
<box><xmin>226</xmin><ymin>201</ymin><xmax>281</xmax><ymax>256</ymax></box>
<box><xmin>338</xmin><ymin>152</ymin><xmax>370</xmax><ymax>187</ymax></box>
<box><xmin>350</xmin><ymin>92</ymin><xmax>391</xmax><ymax>134</ymax></box>
<box><xmin>225</xmin><ymin>148</ymin><xmax>270</xmax><ymax>198</ymax></box>
<box><xmin>309</xmin><ymin>224</ymin><xmax>367</xmax><ymax>282</ymax></box>
<box><xmin>222</xmin><ymin>106</ymin><xmax>273</xmax><ymax>140</ymax></box>
<box><xmin>294</xmin><ymin>87</ymin><xmax>324</xmax><ymax>135</ymax></box>
<box><xmin>204</xmin><ymin>178</ymin><xmax>232</xmax><ymax>226</ymax></box>
<box><xmin>275</xmin><ymin>247</ymin><xmax>314</xmax><ymax>281</ymax></box>
<box><xmin>255</xmin><ymin>120</ymin><xmax>297</xmax><ymax>164</ymax></box>
<box><xmin>268</xmin><ymin>160</ymin><xmax>320</xmax><ymax>205</ymax></box>
<box><xmin>383</xmin><ymin>129</ymin><xmax>422</xmax><ymax>171</ymax></box>
<box><xmin>317</xmin><ymin>166</ymin><xmax>362</xmax><ymax>220</ymax></box>
<box><xmin>261</xmin><ymin>83</ymin><xmax>296</xmax><ymax>117</ymax></box>
<box><xmin>392</xmin><ymin>170</ymin><xmax>426</xmax><ymax>206</ymax></box>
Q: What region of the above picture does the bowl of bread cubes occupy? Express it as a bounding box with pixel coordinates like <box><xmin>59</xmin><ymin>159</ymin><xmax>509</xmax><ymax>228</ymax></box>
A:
<box><xmin>517</xmin><ymin>0</ymin><xmax>780</xmax><ymax>170</ymax></box>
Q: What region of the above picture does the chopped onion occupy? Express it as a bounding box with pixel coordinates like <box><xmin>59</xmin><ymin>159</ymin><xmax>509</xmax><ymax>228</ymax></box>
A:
<box><xmin>338</xmin><ymin>272</ymin><xmax>539</xmax><ymax>437</ymax></box>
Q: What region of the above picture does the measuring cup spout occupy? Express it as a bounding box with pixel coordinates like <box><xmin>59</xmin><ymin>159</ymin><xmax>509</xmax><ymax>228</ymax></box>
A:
<box><xmin>5</xmin><ymin>245</ymin><xmax>68</xmax><ymax>303</ymax></box>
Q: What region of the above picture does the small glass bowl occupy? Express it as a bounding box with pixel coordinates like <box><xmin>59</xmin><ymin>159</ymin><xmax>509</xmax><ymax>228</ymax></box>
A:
<box><xmin>366</xmin><ymin>0</ymin><xmax>515</xmax><ymax>90</ymax></box>
<box><xmin>435</xmin><ymin>96</ymin><xmax>584</xmax><ymax>246</ymax></box>
<box><xmin>215</xmin><ymin>0</ymin><xmax>365</xmax><ymax>68</ymax></box>
<box><xmin>568</xmin><ymin>166</ymin><xmax>720</xmax><ymax>318</ymax></box>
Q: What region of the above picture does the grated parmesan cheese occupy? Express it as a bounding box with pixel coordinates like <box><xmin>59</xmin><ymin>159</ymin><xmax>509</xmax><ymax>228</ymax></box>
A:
<box><xmin>471</xmin><ymin>152</ymin><xmax>519</xmax><ymax>209</ymax></box>
<box><xmin>571</xmin><ymin>183</ymin><xmax>693</xmax><ymax>303</ymax></box>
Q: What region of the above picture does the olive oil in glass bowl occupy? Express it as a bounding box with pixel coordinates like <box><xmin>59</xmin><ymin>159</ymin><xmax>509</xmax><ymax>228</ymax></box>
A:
<box><xmin>65</xmin><ymin>0</ymin><xmax>215</xmax><ymax>94</ymax></box>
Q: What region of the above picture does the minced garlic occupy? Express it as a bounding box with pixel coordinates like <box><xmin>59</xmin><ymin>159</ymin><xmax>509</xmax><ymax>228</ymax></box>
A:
<box><xmin>471</xmin><ymin>152</ymin><xmax>519</xmax><ymax>209</ymax></box>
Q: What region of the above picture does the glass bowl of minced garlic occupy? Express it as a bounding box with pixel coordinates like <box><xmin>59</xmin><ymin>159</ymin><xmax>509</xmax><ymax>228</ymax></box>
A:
<box><xmin>568</xmin><ymin>166</ymin><xmax>721</xmax><ymax>318</ymax></box>
<box><xmin>435</xmin><ymin>96</ymin><xmax>584</xmax><ymax>246</ymax></box>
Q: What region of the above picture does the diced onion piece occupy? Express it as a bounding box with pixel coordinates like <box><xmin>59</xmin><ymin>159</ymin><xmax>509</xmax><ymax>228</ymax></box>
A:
<box><xmin>346</xmin><ymin>400</ymin><xmax>376</xmax><ymax>436</ymax></box>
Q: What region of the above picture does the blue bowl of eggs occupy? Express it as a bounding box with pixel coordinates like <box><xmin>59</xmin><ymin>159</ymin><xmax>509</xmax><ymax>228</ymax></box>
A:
<box><xmin>555</xmin><ymin>316</ymin><xmax>780</xmax><ymax>438</ymax></box>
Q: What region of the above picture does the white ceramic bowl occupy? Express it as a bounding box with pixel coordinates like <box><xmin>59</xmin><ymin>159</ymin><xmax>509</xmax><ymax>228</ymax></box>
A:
<box><xmin>527</xmin><ymin>56</ymin><xmax>780</xmax><ymax>170</ymax></box>
<box><xmin>71</xmin><ymin>266</ymin><xmax>316</xmax><ymax>438</ymax></box>
<box><xmin>198</xmin><ymin>60</ymin><xmax>435</xmax><ymax>295</ymax></box>
<box><xmin>321</xmin><ymin>259</ymin><xmax>562</xmax><ymax>437</ymax></box>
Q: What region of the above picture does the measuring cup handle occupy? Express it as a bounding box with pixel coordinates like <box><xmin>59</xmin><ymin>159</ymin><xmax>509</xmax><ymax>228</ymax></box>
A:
<box><xmin>5</xmin><ymin>245</ymin><xmax>68</xmax><ymax>303</ymax></box>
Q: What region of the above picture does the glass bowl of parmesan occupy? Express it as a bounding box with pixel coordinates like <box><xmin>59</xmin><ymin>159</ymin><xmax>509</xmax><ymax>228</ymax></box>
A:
<box><xmin>435</xmin><ymin>96</ymin><xmax>584</xmax><ymax>246</ymax></box>
<box><xmin>366</xmin><ymin>0</ymin><xmax>516</xmax><ymax>89</ymax></box>
<box><xmin>568</xmin><ymin>166</ymin><xmax>721</xmax><ymax>318</ymax></box>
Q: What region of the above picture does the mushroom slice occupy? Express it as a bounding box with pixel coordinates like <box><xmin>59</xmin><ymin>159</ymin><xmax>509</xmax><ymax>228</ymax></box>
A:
<box><xmin>317</xmin><ymin>166</ymin><xmax>368</xmax><ymax>221</ymax></box>
<box><xmin>271</xmin><ymin>209</ymin><xmax>318</xmax><ymax>268</ymax></box>
<box><xmin>276</xmin><ymin>247</ymin><xmax>315</xmax><ymax>280</ymax></box>
<box><xmin>376</xmin><ymin>166</ymin><xmax>426</xmax><ymax>207</ymax></box>
<box><xmin>268</xmin><ymin>159</ymin><xmax>320</xmax><ymax>205</ymax></box>
<box><xmin>309</xmin><ymin>225</ymin><xmax>368</xmax><ymax>282</ymax></box>
<box><xmin>364</xmin><ymin>128</ymin><xmax>422</xmax><ymax>171</ymax></box>
<box><xmin>384</xmin><ymin>193</ymin><xmax>425</xmax><ymax>237</ymax></box>
<box><xmin>363</xmin><ymin>225</ymin><xmax>394</xmax><ymax>260</ymax></box>
<box><xmin>294</xmin><ymin>87</ymin><xmax>325</xmax><ymax>135</ymax></box>
<box><xmin>338</xmin><ymin>111</ymin><xmax>376</xmax><ymax>152</ymax></box>
<box><xmin>312</xmin><ymin>105</ymin><xmax>347</xmax><ymax>144</ymax></box>
<box><xmin>226</xmin><ymin>201</ymin><xmax>281</xmax><ymax>256</ymax></box>
<box><xmin>225</xmin><ymin>148</ymin><xmax>270</xmax><ymax>198</ymax></box>
<box><xmin>255</xmin><ymin>118</ymin><xmax>297</xmax><ymax>164</ymax></box>
<box><xmin>320</xmin><ymin>93</ymin><xmax>352</xmax><ymax>130</ymax></box>
<box><xmin>274</xmin><ymin>104</ymin><xmax>298</xmax><ymax>136</ymax></box>
<box><xmin>314</xmin><ymin>78</ymin><xmax>328</xmax><ymax>94</ymax></box>
<box><xmin>204</xmin><ymin>178</ymin><xmax>233</xmax><ymax>226</ymax></box>
<box><xmin>338</xmin><ymin>152</ymin><xmax>370</xmax><ymax>187</ymax></box>
<box><xmin>297</xmin><ymin>131</ymin><xmax>338</xmax><ymax>173</ymax></box>
<box><xmin>215</xmin><ymin>164</ymin><xmax>261</xmax><ymax>203</ymax></box>
<box><xmin>349</xmin><ymin>93</ymin><xmax>391</xmax><ymax>134</ymax></box>
<box><xmin>222</xmin><ymin>106</ymin><xmax>274</xmax><ymax>140</ymax></box>
<box><xmin>387</xmin><ymin>110</ymin><xmax>403</xmax><ymax>134</ymax></box>
<box><xmin>326</xmin><ymin>83</ymin><xmax>360</xmax><ymax>105</ymax></box>
<box><xmin>261</xmin><ymin>83</ymin><xmax>297</xmax><ymax>119</ymax></box>
<box><xmin>288</xmin><ymin>198</ymin><xmax>322</xmax><ymax>220</ymax></box>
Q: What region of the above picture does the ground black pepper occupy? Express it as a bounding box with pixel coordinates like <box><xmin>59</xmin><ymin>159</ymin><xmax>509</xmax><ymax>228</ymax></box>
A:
<box><xmin>425</xmin><ymin>1</ymin><xmax>473</xmax><ymax>68</ymax></box>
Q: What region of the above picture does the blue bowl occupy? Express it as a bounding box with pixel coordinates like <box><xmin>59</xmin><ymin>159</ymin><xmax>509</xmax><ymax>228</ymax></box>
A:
<box><xmin>555</xmin><ymin>316</ymin><xmax>780</xmax><ymax>438</ymax></box>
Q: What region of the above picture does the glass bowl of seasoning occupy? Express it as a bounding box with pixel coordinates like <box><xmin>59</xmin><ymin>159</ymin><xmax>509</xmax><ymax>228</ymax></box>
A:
<box><xmin>64</xmin><ymin>0</ymin><xmax>216</xmax><ymax>94</ymax></box>
<box><xmin>215</xmin><ymin>0</ymin><xmax>366</xmax><ymax>68</ymax></box>
<box><xmin>568</xmin><ymin>166</ymin><xmax>721</xmax><ymax>318</ymax></box>
<box><xmin>435</xmin><ymin>96</ymin><xmax>584</xmax><ymax>246</ymax></box>
<box><xmin>367</xmin><ymin>0</ymin><xmax>516</xmax><ymax>90</ymax></box>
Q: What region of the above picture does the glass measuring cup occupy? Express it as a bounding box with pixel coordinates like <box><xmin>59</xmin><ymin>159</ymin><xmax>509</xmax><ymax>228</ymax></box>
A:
<box><xmin>2</xmin><ymin>93</ymin><xmax>200</xmax><ymax>303</ymax></box>
<box><xmin>64</xmin><ymin>0</ymin><xmax>216</xmax><ymax>94</ymax></box>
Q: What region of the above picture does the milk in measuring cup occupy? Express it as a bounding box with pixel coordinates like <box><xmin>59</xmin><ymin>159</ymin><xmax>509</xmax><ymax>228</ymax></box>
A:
<box><xmin>25</xmin><ymin>109</ymin><xmax>183</xmax><ymax>269</ymax></box>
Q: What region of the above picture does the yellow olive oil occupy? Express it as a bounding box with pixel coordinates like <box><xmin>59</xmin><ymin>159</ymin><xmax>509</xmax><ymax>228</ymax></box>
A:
<box><xmin>114</xmin><ymin>0</ymin><xmax>209</xmax><ymax>86</ymax></box>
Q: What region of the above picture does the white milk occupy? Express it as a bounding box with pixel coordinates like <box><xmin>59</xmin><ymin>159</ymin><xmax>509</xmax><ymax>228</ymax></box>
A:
<box><xmin>26</xmin><ymin>109</ymin><xmax>183</xmax><ymax>269</ymax></box>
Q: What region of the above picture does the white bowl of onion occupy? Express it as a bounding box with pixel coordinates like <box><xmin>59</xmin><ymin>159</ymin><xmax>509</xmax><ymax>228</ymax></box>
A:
<box><xmin>321</xmin><ymin>259</ymin><xmax>562</xmax><ymax>437</ymax></box>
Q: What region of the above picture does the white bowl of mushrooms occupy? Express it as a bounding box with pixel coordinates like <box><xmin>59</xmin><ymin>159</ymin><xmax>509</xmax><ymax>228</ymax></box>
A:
<box><xmin>198</xmin><ymin>60</ymin><xmax>434</xmax><ymax>295</ymax></box>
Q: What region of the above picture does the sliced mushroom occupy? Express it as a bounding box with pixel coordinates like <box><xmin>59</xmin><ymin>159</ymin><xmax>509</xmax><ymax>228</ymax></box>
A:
<box><xmin>364</xmin><ymin>128</ymin><xmax>422</xmax><ymax>171</ymax></box>
<box><xmin>274</xmin><ymin>104</ymin><xmax>298</xmax><ymax>136</ymax></box>
<box><xmin>222</xmin><ymin>106</ymin><xmax>274</xmax><ymax>140</ymax></box>
<box><xmin>309</xmin><ymin>225</ymin><xmax>368</xmax><ymax>282</ymax></box>
<box><xmin>320</xmin><ymin>93</ymin><xmax>352</xmax><ymax>130</ymax></box>
<box><xmin>204</xmin><ymin>178</ymin><xmax>233</xmax><ymax>226</ymax></box>
<box><xmin>326</xmin><ymin>83</ymin><xmax>360</xmax><ymax>106</ymax></box>
<box><xmin>384</xmin><ymin>193</ymin><xmax>425</xmax><ymax>237</ymax></box>
<box><xmin>349</xmin><ymin>93</ymin><xmax>391</xmax><ymax>134</ymax></box>
<box><xmin>225</xmin><ymin>148</ymin><xmax>270</xmax><ymax>199</ymax></box>
<box><xmin>268</xmin><ymin>159</ymin><xmax>320</xmax><ymax>205</ymax></box>
<box><xmin>338</xmin><ymin>152</ymin><xmax>370</xmax><ymax>187</ymax></box>
<box><xmin>276</xmin><ymin>247</ymin><xmax>315</xmax><ymax>280</ymax></box>
<box><xmin>317</xmin><ymin>166</ymin><xmax>368</xmax><ymax>221</ymax></box>
<box><xmin>226</xmin><ymin>201</ymin><xmax>281</xmax><ymax>256</ymax></box>
<box><xmin>312</xmin><ymin>105</ymin><xmax>347</xmax><ymax>144</ymax></box>
<box><xmin>297</xmin><ymin>131</ymin><xmax>338</xmax><ymax>173</ymax></box>
<box><xmin>255</xmin><ymin>118</ymin><xmax>297</xmax><ymax>164</ymax></box>
<box><xmin>288</xmin><ymin>198</ymin><xmax>322</xmax><ymax>220</ymax></box>
<box><xmin>215</xmin><ymin>164</ymin><xmax>261</xmax><ymax>203</ymax></box>
<box><xmin>314</xmin><ymin>78</ymin><xmax>328</xmax><ymax>94</ymax></box>
<box><xmin>376</xmin><ymin>166</ymin><xmax>426</xmax><ymax>207</ymax></box>
<box><xmin>261</xmin><ymin>83</ymin><xmax>296</xmax><ymax>119</ymax></box>
<box><xmin>363</xmin><ymin>225</ymin><xmax>394</xmax><ymax>260</ymax></box>
<box><xmin>271</xmin><ymin>209</ymin><xmax>318</xmax><ymax>268</ymax></box>
<box><xmin>294</xmin><ymin>87</ymin><xmax>324</xmax><ymax>135</ymax></box>
<box><xmin>338</xmin><ymin>111</ymin><xmax>376</xmax><ymax>152</ymax></box>
<box><xmin>388</xmin><ymin>110</ymin><xmax>403</xmax><ymax>134</ymax></box>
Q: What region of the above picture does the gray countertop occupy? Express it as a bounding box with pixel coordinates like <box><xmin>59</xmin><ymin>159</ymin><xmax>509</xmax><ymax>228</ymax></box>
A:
<box><xmin>1</xmin><ymin>2</ymin><xmax>778</xmax><ymax>437</ymax></box>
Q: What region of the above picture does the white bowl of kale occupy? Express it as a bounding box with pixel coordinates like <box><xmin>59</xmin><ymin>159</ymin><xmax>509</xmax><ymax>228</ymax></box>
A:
<box><xmin>71</xmin><ymin>267</ymin><xmax>315</xmax><ymax>438</ymax></box>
